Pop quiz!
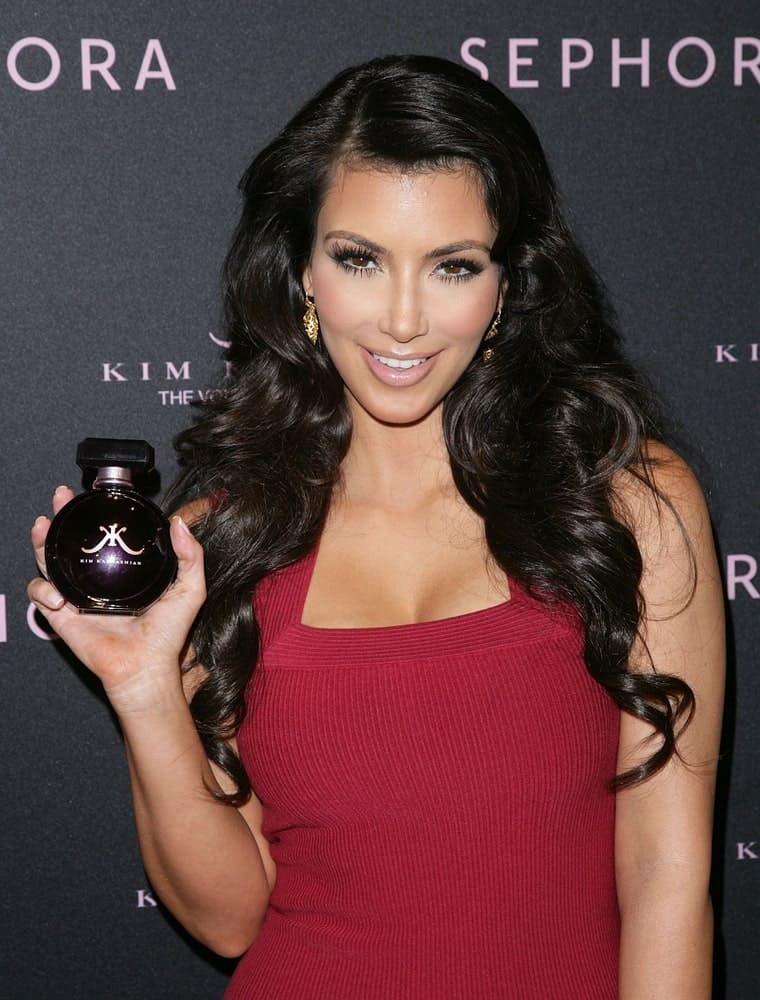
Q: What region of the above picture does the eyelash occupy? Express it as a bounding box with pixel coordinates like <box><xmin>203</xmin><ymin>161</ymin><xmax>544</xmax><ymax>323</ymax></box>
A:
<box><xmin>329</xmin><ymin>243</ymin><xmax>485</xmax><ymax>284</ymax></box>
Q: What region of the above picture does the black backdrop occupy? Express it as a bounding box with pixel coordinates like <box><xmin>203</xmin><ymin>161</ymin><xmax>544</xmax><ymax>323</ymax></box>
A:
<box><xmin>1</xmin><ymin>2</ymin><xmax>758</xmax><ymax>998</ymax></box>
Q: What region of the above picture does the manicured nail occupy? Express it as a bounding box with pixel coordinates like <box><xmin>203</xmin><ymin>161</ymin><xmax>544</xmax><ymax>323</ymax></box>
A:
<box><xmin>34</xmin><ymin>515</ymin><xmax>48</xmax><ymax>526</ymax></box>
<box><xmin>50</xmin><ymin>589</ymin><xmax>64</xmax><ymax>607</ymax></box>
<box><xmin>174</xmin><ymin>515</ymin><xmax>192</xmax><ymax>536</ymax></box>
<box><xmin>54</xmin><ymin>485</ymin><xmax>68</xmax><ymax>495</ymax></box>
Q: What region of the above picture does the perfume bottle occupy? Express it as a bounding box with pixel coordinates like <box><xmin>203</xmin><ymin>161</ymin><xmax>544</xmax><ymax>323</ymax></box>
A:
<box><xmin>44</xmin><ymin>438</ymin><xmax>178</xmax><ymax>615</ymax></box>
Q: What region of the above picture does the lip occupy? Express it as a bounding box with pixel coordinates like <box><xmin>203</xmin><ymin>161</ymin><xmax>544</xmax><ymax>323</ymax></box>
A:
<box><xmin>361</xmin><ymin>347</ymin><xmax>438</xmax><ymax>386</ymax></box>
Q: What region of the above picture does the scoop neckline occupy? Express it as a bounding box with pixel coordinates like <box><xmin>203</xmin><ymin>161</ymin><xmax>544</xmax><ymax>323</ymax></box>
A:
<box><xmin>294</xmin><ymin>541</ymin><xmax>523</xmax><ymax>637</ymax></box>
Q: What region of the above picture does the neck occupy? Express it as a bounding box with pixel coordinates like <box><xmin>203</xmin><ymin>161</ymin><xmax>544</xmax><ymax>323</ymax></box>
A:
<box><xmin>339</xmin><ymin>402</ymin><xmax>455</xmax><ymax>511</ymax></box>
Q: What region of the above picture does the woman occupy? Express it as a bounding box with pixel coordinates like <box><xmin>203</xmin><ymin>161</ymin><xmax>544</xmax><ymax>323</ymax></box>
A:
<box><xmin>29</xmin><ymin>55</ymin><xmax>724</xmax><ymax>998</ymax></box>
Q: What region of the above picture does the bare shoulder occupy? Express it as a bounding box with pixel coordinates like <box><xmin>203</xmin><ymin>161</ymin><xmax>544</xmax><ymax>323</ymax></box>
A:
<box><xmin>612</xmin><ymin>439</ymin><xmax>723</xmax><ymax>685</ymax></box>
<box><xmin>612</xmin><ymin>440</ymin><xmax>716</xmax><ymax>608</ymax></box>
<box><xmin>612</xmin><ymin>439</ymin><xmax>710</xmax><ymax>535</ymax></box>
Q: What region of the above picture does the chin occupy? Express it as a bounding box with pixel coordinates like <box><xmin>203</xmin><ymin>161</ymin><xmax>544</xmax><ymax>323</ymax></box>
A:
<box><xmin>358</xmin><ymin>397</ymin><xmax>442</xmax><ymax>427</ymax></box>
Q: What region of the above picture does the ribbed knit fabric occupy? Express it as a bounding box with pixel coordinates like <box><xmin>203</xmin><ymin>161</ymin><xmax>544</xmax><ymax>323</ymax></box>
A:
<box><xmin>226</xmin><ymin>548</ymin><xmax>620</xmax><ymax>999</ymax></box>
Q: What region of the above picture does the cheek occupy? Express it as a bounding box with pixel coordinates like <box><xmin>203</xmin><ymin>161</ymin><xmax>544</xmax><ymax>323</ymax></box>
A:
<box><xmin>310</xmin><ymin>260</ymin><xmax>374</xmax><ymax>333</ymax></box>
<box><xmin>434</xmin><ymin>281</ymin><xmax>499</xmax><ymax>341</ymax></box>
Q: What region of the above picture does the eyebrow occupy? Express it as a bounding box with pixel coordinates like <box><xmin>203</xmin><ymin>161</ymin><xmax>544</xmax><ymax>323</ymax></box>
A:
<box><xmin>323</xmin><ymin>230</ymin><xmax>493</xmax><ymax>258</ymax></box>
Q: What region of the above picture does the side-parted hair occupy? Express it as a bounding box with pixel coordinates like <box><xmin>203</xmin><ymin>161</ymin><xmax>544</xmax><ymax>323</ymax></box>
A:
<box><xmin>166</xmin><ymin>54</ymin><xmax>693</xmax><ymax>804</ymax></box>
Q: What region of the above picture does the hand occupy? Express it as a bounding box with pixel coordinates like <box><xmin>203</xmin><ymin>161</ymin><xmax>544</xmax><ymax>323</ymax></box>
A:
<box><xmin>28</xmin><ymin>486</ymin><xmax>207</xmax><ymax>714</ymax></box>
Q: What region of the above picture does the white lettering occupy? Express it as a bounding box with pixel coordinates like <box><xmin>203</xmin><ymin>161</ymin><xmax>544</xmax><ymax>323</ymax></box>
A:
<box><xmin>460</xmin><ymin>37</ymin><xmax>489</xmax><ymax>81</ymax></box>
<box><xmin>715</xmin><ymin>345</ymin><xmax>738</xmax><ymax>363</ymax></box>
<box><xmin>7</xmin><ymin>37</ymin><xmax>61</xmax><ymax>91</ymax></box>
<box><xmin>509</xmin><ymin>39</ymin><xmax>539</xmax><ymax>88</ymax></box>
<box><xmin>751</xmin><ymin>343</ymin><xmax>759</xmax><ymax>362</ymax></box>
<box><xmin>136</xmin><ymin>889</ymin><xmax>158</xmax><ymax>908</ymax></box>
<box><xmin>102</xmin><ymin>362</ymin><xmax>127</xmax><ymax>381</ymax></box>
<box><xmin>81</xmin><ymin>39</ymin><xmax>120</xmax><ymax>91</ymax></box>
<box><xmin>26</xmin><ymin>602</ymin><xmax>58</xmax><ymax>640</ymax></box>
<box><xmin>0</xmin><ymin>595</ymin><xmax>6</xmax><ymax>643</ymax></box>
<box><xmin>668</xmin><ymin>37</ymin><xmax>716</xmax><ymax>88</ymax></box>
<box><xmin>562</xmin><ymin>38</ymin><xmax>594</xmax><ymax>88</ymax></box>
<box><xmin>134</xmin><ymin>39</ymin><xmax>176</xmax><ymax>91</ymax></box>
<box><xmin>737</xmin><ymin>842</ymin><xmax>759</xmax><ymax>860</ymax></box>
<box><xmin>727</xmin><ymin>555</ymin><xmax>759</xmax><ymax>600</ymax></box>
<box><xmin>158</xmin><ymin>389</ymin><xmax>194</xmax><ymax>405</ymax></box>
<box><xmin>208</xmin><ymin>330</ymin><xmax>231</xmax><ymax>349</ymax></box>
<box><xmin>103</xmin><ymin>361</ymin><xmax>195</xmax><ymax>381</ymax></box>
<box><xmin>611</xmin><ymin>37</ymin><xmax>650</xmax><ymax>88</ymax></box>
<box><xmin>165</xmin><ymin>361</ymin><xmax>191</xmax><ymax>381</ymax></box>
<box><xmin>735</xmin><ymin>37</ymin><xmax>760</xmax><ymax>86</ymax></box>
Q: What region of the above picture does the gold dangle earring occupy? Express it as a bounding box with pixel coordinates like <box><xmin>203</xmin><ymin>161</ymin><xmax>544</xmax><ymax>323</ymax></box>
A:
<box><xmin>482</xmin><ymin>309</ymin><xmax>501</xmax><ymax>362</ymax></box>
<box><xmin>303</xmin><ymin>296</ymin><xmax>319</xmax><ymax>346</ymax></box>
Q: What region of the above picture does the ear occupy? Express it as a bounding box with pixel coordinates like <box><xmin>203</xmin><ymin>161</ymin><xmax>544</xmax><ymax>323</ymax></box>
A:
<box><xmin>498</xmin><ymin>277</ymin><xmax>509</xmax><ymax>313</ymax></box>
<box><xmin>302</xmin><ymin>265</ymin><xmax>313</xmax><ymax>299</ymax></box>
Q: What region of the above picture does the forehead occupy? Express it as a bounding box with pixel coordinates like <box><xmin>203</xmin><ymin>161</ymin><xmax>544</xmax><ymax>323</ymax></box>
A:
<box><xmin>315</xmin><ymin>163</ymin><xmax>496</xmax><ymax>244</ymax></box>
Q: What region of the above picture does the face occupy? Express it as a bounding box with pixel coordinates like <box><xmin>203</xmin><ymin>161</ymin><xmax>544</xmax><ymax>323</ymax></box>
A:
<box><xmin>303</xmin><ymin>163</ymin><xmax>504</xmax><ymax>428</ymax></box>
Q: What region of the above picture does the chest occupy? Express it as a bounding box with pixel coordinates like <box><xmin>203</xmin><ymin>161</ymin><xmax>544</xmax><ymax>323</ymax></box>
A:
<box><xmin>242</xmin><ymin>621</ymin><xmax>619</xmax><ymax>833</ymax></box>
<box><xmin>300</xmin><ymin>505</ymin><xmax>510</xmax><ymax>628</ymax></box>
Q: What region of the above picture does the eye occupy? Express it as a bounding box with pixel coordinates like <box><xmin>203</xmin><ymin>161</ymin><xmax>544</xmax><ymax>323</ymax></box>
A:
<box><xmin>330</xmin><ymin>243</ymin><xmax>380</xmax><ymax>276</ymax></box>
<box><xmin>435</xmin><ymin>258</ymin><xmax>484</xmax><ymax>283</ymax></box>
<box><xmin>345</xmin><ymin>254</ymin><xmax>375</xmax><ymax>269</ymax></box>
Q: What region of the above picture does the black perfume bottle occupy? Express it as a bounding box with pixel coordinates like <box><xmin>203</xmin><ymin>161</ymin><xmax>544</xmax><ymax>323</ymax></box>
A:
<box><xmin>44</xmin><ymin>438</ymin><xmax>177</xmax><ymax>615</ymax></box>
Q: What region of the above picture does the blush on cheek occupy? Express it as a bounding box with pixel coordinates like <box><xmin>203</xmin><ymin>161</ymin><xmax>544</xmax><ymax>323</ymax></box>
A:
<box><xmin>312</xmin><ymin>269</ymin><xmax>378</xmax><ymax>336</ymax></box>
<box><xmin>440</xmin><ymin>293</ymin><xmax>497</xmax><ymax>341</ymax></box>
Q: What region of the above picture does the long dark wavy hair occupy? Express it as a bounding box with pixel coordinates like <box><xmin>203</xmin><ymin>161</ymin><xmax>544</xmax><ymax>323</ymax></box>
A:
<box><xmin>166</xmin><ymin>54</ymin><xmax>694</xmax><ymax>805</ymax></box>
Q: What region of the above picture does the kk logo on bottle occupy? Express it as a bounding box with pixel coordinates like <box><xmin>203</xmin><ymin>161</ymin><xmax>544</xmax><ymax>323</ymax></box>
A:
<box><xmin>81</xmin><ymin>523</ymin><xmax>145</xmax><ymax>556</ymax></box>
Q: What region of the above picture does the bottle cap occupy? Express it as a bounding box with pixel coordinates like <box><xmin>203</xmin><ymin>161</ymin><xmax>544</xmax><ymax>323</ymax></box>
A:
<box><xmin>76</xmin><ymin>438</ymin><xmax>155</xmax><ymax>473</ymax></box>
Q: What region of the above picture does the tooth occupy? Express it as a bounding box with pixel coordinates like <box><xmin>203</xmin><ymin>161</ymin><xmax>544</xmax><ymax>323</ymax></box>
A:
<box><xmin>372</xmin><ymin>354</ymin><xmax>427</xmax><ymax>369</ymax></box>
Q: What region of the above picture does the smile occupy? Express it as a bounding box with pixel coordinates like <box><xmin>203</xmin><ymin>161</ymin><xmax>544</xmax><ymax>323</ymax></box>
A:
<box><xmin>362</xmin><ymin>347</ymin><xmax>437</xmax><ymax>386</ymax></box>
<box><xmin>371</xmin><ymin>353</ymin><xmax>430</xmax><ymax>369</ymax></box>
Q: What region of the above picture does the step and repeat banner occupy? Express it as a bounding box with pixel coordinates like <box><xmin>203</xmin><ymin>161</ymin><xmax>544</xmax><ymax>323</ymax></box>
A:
<box><xmin>1</xmin><ymin>2</ymin><xmax>757</xmax><ymax>998</ymax></box>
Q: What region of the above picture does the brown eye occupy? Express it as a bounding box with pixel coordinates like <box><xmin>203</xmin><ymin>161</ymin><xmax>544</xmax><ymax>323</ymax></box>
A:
<box><xmin>347</xmin><ymin>255</ymin><xmax>373</xmax><ymax>268</ymax></box>
<box><xmin>435</xmin><ymin>258</ymin><xmax>482</xmax><ymax>282</ymax></box>
<box><xmin>331</xmin><ymin>245</ymin><xmax>380</xmax><ymax>275</ymax></box>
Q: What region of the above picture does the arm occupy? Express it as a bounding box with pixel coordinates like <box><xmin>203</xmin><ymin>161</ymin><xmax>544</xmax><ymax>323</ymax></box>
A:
<box><xmin>613</xmin><ymin>444</ymin><xmax>725</xmax><ymax>1000</ymax></box>
<box><xmin>120</xmin><ymin>665</ymin><xmax>276</xmax><ymax>958</ymax></box>
<box><xmin>29</xmin><ymin>490</ymin><xmax>274</xmax><ymax>957</ymax></box>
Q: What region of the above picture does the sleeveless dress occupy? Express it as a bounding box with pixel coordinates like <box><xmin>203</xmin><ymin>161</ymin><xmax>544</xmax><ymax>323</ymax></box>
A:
<box><xmin>226</xmin><ymin>548</ymin><xmax>620</xmax><ymax>999</ymax></box>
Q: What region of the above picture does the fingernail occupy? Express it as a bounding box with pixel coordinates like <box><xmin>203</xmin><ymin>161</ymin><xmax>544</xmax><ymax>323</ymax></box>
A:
<box><xmin>34</xmin><ymin>515</ymin><xmax>48</xmax><ymax>526</ymax></box>
<box><xmin>54</xmin><ymin>485</ymin><xmax>68</xmax><ymax>495</ymax></box>
<box><xmin>50</xmin><ymin>590</ymin><xmax>64</xmax><ymax>607</ymax></box>
<box><xmin>174</xmin><ymin>515</ymin><xmax>192</xmax><ymax>536</ymax></box>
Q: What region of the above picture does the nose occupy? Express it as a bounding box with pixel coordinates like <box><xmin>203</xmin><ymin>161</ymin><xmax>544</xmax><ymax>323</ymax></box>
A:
<box><xmin>379</xmin><ymin>273</ymin><xmax>428</xmax><ymax>343</ymax></box>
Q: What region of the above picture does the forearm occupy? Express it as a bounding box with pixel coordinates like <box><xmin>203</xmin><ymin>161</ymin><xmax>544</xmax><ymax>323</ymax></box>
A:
<box><xmin>118</xmin><ymin>677</ymin><xmax>270</xmax><ymax>957</ymax></box>
<box><xmin>28</xmin><ymin>507</ymin><xmax>264</xmax><ymax>953</ymax></box>
<box><xmin>618</xmin><ymin>880</ymin><xmax>713</xmax><ymax>1000</ymax></box>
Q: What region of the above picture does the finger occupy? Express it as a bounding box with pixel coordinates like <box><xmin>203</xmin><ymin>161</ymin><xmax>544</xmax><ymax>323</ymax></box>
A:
<box><xmin>31</xmin><ymin>515</ymin><xmax>51</xmax><ymax>576</ymax></box>
<box><xmin>27</xmin><ymin>576</ymin><xmax>65</xmax><ymax>612</ymax></box>
<box><xmin>52</xmin><ymin>484</ymin><xmax>75</xmax><ymax>516</ymax></box>
<box><xmin>170</xmin><ymin>514</ymin><xmax>202</xmax><ymax>560</ymax></box>
<box><xmin>143</xmin><ymin>516</ymin><xmax>207</xmax><ymax>627</ymax></box>
<box><xmin>26</xmin><ymin>579</ymin><xmax>82</xmax><ymax>651</ymax></box>
<box><xmin>169</xmin><ymin>516</ymin><xmax>206</xmax><ymax>597</ymax></box>
<box><xmin>32</xmin><ymin>487</ymin><xmax>76</xmax><ymax>577</ymax></box>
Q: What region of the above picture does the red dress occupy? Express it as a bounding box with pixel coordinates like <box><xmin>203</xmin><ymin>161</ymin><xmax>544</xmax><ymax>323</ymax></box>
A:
<box><xmin>226</xmin><ymin>548</ymin><xmax>620</xmax><ymax>999</ymax></box>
